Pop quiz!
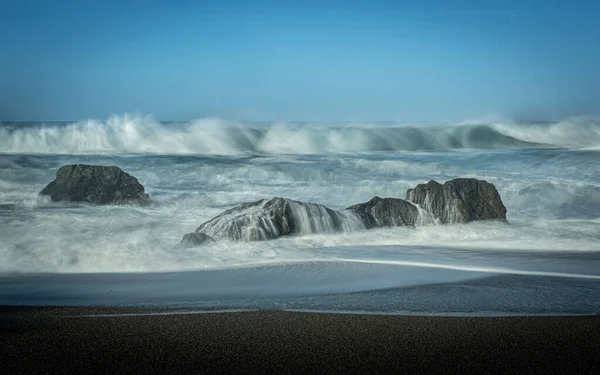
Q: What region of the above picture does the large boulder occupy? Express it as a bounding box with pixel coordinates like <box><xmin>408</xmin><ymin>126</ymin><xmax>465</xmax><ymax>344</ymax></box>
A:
<box><xmin>40</xmin><ymin>164</ymin><xmax>149</xmax><ymax>204</ymax></box>
<box><xmin>405</xmin><ymin>178</ymin><xmax>507</xmax><ymax>224</ymax></box>
<box><xmin>179</xmin><ymin>197</ymin><xmax>369</xmax><ymax>246</ymax></box>
<box><xmin>347</xmin><ymin>196</ymin><xmax>424</xmax><ymax>227</ymax></box>
<box><xmin>179</xmin><ymin>178</ymin><xmax>508</xmax><ymax>247</ymax></box>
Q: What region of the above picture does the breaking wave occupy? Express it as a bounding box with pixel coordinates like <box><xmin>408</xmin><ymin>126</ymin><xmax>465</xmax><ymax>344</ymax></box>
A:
<box><xmin>1</xmin><ymin>115</ymin><xmax>599</xmax><ymax>155</ymax></box>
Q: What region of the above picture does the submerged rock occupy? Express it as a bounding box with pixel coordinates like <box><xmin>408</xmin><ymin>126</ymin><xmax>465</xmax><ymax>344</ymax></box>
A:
<box><xmin>405</xmin><ymin>178</ymin><xmax>507</xmax><ymax>224</ymax></box>
<box><xmin>179</xmin><ymin>232</ymin><xmax>215</xmax><ymax>247</ymax></box>
<box><xmin>40</xmin><ymin>164</ymin><xmax>149</xmax><ymax>204</ymax></box>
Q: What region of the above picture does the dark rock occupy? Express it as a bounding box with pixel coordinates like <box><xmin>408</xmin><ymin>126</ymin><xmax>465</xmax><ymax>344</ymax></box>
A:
<box><xmin>179</xmin><ymin>178</ymin><xmax>508</xmax><ymax>247</ymax></box>
<box><xmin>347</xmin><ymin>196</ymin><xmax>421</xmax><ymax>227</ymax></box>
<box><xmin>40</xmin><ymin>164</ymin><xmax>149</xmax><ymax>204</ymax></box>
<box><xmin>179</xmin><ymin>233</ymin><xmax>215</xmax><ymax>248</ymax></box>
<box><xmin>405</xmin><ymin>178</ymin><xmax>507</xmax><ymax>224</ymax></box>
<box><xmin>181</xmin><ymin>197</ymin><xmax>368</xmax><ymax>244</ymax></box>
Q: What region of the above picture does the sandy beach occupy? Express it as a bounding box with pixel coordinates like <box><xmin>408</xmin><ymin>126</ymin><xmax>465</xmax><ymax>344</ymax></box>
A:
<box><xmin>2</xmin><ymin>307</ymin><xmax>599</xmax><ymax>374</ymax></box>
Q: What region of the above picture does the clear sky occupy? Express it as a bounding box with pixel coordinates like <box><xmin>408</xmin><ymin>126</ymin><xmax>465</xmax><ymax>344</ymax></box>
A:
<box><xmin>1</xmin><ymin>0</ymin><xmax>599</xmax><ymax>121</ymax></box>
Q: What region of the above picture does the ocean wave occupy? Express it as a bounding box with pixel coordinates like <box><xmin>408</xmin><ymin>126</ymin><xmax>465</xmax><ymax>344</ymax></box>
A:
<box><xmin>1</xmin><ymin>115</ymin><xmax>599</xmax><ymax>155</ymax></box>
<box><xmin>501</xmin><ymin>181</ymin><xmax>600</xmax><ymax>220</ymax></box>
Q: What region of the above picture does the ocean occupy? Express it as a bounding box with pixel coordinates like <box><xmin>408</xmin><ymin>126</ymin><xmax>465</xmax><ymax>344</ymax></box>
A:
<box><xmin>1</xmin><ymin>115</ymin><xmax>599</xmax><ymax>315</ymax></box>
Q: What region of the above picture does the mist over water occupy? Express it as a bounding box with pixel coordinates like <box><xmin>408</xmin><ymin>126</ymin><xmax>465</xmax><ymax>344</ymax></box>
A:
<box><xmin>1</xmin><ymin>115</ymin><xmax>599</xmax><ymax>155</ymax></box>
<box><xmin>0</xmin><ymin>116</ymin><xmax>599</xmax><ymax>312</ymax></box>
<box><xmin>0</xmin><ymin>116</ymin><xmax>599</xmax><ymax>273</ymax></box>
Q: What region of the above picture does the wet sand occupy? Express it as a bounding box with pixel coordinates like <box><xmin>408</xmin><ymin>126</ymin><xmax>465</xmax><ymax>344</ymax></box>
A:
<box><xmin>1</xmin><ymin>307</ymin><xmax>599</xmax><ymax>374</ymax></box>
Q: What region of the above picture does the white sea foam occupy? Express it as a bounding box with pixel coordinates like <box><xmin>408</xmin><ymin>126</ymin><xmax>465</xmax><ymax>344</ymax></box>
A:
<box><xmin>2</xmin><ymin>114</ymin><xmax>600</xmax><ymax>155</ymax></box>
<box><xmin>490</xmin><ymin>117</ymin><xmax>600</xmax><ymax>149</ymax></box>
<box><xmin>0</xmin><ymin>119</ymin><xmax>599</xmax><ymax>274</ymax></box>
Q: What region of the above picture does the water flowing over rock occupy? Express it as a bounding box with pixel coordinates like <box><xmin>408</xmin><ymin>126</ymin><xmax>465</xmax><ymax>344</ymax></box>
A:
<box><xmin>179</xmin><ymin>178</ymin><xmax>507</xmax><ymax>247</ymax></box>
<box><xmin>405</xmin><ymin>178</ymin><xmax>507</xmax><ymax>224</ymax></box>
<box><xmin>181</xmin><ymin>198</ymin><xmax>367</xmax><ymax>246</ymax></box>
<box><xmin>40</xmin><ymin>164</ymin><xmax>149</xmax><ymax>204</ymax></box>
<box><xmin>179</xmin><ymin>233</ymin><xmax>215</xmax><ymax>247</ymax></box>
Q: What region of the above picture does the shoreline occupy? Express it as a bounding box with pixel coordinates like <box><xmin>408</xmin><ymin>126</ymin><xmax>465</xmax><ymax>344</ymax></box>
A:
<box><xmin>2</xmin><ymin>305</ymin><xmax>599</xmax><ymax>318</ymax></box>
<box><xmin>2</xmin><ymin>307</ymin><xmax>599</xmax><ymax>374</ymax></box>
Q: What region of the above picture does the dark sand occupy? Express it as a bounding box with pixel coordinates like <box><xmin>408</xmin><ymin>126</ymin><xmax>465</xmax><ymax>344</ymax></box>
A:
<box><xmin>1</xmin><ymin>307</ymin><xmax>599</xmax><ymax>374</ymax></box>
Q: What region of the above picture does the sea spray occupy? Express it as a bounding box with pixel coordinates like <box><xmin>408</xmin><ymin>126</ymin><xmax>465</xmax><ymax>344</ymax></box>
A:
<box><xmin>2</xmin><ymin>115</ymin><xmax>600</xmax><ymax>155</ymax></box>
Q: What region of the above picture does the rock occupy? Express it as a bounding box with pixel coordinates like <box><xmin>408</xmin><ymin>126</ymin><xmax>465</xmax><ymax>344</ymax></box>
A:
<box><xmin>347</xmin><ymin>196</ymin><xmax>421</xmax><ymax>227</ymax></box>
<box><xmin>179</xmin><ymin>178</ymin><xmax>508</xmax><ymax>247</ymax></box>
<box><xmin>179</xmin><ymin>233</ymin><xmax>215</xmax><ymax>248</ymax></box>
<box><xmin>405</xmin><ymin>178</ymin><xmax>507</xmax><ymax>224</ymax></box>
<box><xmin>180</xmin><ymin>197</ymin><xmax>368</xmax><ymax>244</ymax></box>
<box><xmin>40</xmin><ymin>164</ymin><xmax>149</xmax><ymax>204</ymax></box>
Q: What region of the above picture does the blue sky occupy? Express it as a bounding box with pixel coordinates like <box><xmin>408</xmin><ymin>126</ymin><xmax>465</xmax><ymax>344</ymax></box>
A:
<box><xmin>1</xmin><ymin>0</ymin><xmax>599</xmax><ymax>121</ymax></box>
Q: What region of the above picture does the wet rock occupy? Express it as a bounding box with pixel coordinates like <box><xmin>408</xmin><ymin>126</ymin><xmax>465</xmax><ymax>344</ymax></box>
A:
<box><xmin>179</xmin><ymin>232</ymin><xmax>215</xmax><ymax>248</ymax></box>
<box><xmin>406</xmin><ymin>178</ymin><xmax>507</xmax><ymax>224</ymax></box>
<box><xmin>180</xmin><ymin>197</ymin><xmax>367</xmax><ymax>244</ymax></box>
<box><xmin>179</xmin><ymin>178</ymin><xmax>508</xmax><ymax>247</ymax></box>
<box><xmin>40</xmin><ymin>164</ymin><xmax>149</xmax><ymax>204</ymax></box>
<box><xmin>347</xmin><ymin>196</ymin><xmax>420</xmax><ymax>227</ymax></box>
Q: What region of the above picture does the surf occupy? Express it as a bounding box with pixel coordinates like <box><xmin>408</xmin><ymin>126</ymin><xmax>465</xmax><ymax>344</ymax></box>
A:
<box><xmin>2</xmin><ymin>114</ymin><xmax>600</xmax><ymax>155</ymax></box>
